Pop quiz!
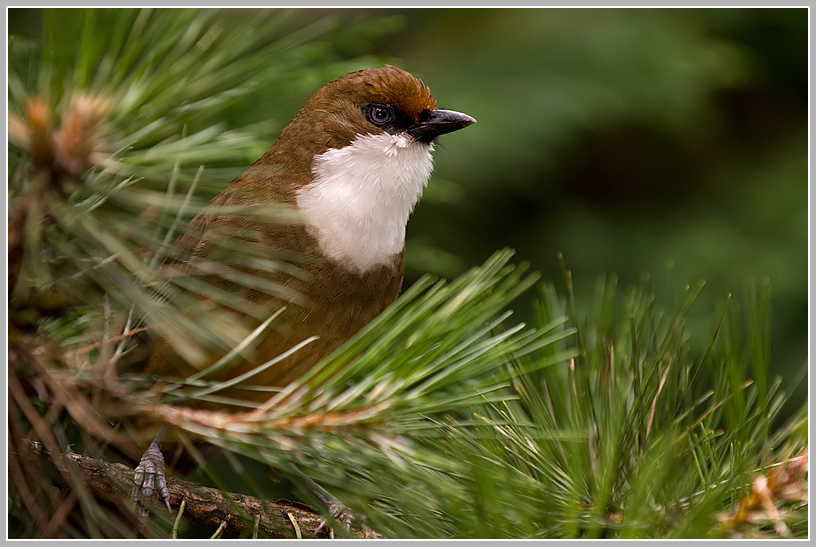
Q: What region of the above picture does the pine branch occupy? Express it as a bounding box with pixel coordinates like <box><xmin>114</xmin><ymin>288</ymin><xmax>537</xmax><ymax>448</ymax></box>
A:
<box><xmin>14</xmin><ymin>439</ymin><xmax>381</xmax><ymax>539</ymax></box>
<box><xmin>8</xmin><ymin>8</ymin><xmax>806</xmax><ymax>540</ymax></box>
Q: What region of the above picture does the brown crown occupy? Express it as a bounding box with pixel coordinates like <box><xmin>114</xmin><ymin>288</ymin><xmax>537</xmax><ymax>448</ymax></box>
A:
<box><xmin>250</xmin><ymin>66</ymin><xmax>439</xmax><ymax>196</ymax></box>
<box><xmin>320</xmin><ymin>65</ymin><xmax>437</xmax><ymax>122</ymax></box>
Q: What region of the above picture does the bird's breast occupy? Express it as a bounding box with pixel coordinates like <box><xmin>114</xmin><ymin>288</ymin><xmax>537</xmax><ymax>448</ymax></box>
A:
<box><xmin>296</xmin><ymin>131</ymin><xmax>434</xmax><ymax>274</ymax></box>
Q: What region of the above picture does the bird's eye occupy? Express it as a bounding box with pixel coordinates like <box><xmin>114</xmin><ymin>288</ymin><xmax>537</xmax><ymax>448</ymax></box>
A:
<box><xmin>364</xmin><ymin>104</ymin><xmax>394</xmax><ymax>126</ymax></box>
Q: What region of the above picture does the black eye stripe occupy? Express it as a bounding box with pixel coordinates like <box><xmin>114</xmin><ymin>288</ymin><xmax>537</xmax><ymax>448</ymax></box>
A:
<box><xmin>372</xmin><ymin>106</ymin><xmax>390</xmax><ymax>122</ymax></box>
<box><xmin>363</xmin><ymin>103</ymin><xmax>396</xmax><ymax>127</ymax></box>
<box><xmin>361</xmin><ymin>103</ymin><xmax>419</xmax><ymax>137</ymax></box>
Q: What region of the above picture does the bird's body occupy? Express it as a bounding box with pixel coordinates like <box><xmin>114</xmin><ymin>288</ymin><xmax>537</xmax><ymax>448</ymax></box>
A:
<box><xmin>145</xmin><ymin>66</ymin><xmax>475</xmax><ymax>403</ymax></box>
<box><xmin>134</xmin><ymin>65</ymin><xmax>474</xmax><ymax>516</ymax></box>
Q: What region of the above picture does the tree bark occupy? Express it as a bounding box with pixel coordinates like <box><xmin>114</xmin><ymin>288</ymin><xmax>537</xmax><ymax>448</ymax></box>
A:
<box><xmin>18</xmin><ymin>440</ymin><xmax>381</xmax><ymax>539</ymax></box>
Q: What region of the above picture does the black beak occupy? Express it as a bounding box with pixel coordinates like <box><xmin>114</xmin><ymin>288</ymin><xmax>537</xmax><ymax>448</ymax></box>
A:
<box><xmin>408</xmin><ymin>109</ymin><xmax>476</xmax><ymax>143</ymax></box>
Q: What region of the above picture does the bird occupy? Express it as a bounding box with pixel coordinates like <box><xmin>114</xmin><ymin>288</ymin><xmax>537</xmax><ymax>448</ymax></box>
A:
<box><xmin>131</xmin><ymin>65</ymin><xmax>476</xmax><ymax>517</ymax></box>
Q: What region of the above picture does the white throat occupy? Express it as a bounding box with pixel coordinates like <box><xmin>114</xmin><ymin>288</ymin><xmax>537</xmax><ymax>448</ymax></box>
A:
<box><xmin>296</xmin><ymin>132</ymin><xmax>435</xmax><ymax>273</ymax></box>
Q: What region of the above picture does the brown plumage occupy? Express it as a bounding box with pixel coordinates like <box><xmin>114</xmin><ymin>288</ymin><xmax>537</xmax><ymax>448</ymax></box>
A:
<box><xmin>132</xmin><ymin>66</ymin><xmax>475</xmax><ymax>515</ymax></box>
<box><xmin>146</xmin><ymin>66</ymin><xmax>472</xmax><ymax>406</ymax></box>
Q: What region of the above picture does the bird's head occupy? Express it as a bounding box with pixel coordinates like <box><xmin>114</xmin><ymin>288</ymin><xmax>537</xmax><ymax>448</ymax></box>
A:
<box><xmin>271</xmin><ymin>65</ymin><xmax>475</xmax><ymax>175</ymax></box>
<box><xmin>269</xmin><ymin>66</ymin><xmax>475</xmax><ymax>273</ymax></box>
<box><xmin>290</xmin><ymin>65</ymin><xmax>474</xmax><ymax>151</ymax></box>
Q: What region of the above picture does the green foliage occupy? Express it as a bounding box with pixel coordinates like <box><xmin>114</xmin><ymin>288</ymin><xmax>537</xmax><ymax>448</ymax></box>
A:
<box><xmin>8</xmin><ymin>8</ymin><xmax>806</xmax><ymax>540</ymax></box>
<box><xmin>225</xmin><ymin>262</ymin><xmax>803</xmax><ymax>539</ymax></box>
<box><xmin>396</xmin><ymin>8</ymin><xmax>807</xmax><ymax>408</ymax></box>
<box><xmin>8</xmin><ymin>8</ymin><xmax>393</xmax><ymax>363</ymax></box>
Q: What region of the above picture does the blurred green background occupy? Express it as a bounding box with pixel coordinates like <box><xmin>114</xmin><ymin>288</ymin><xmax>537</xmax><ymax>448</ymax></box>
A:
<box><xmin>324</xmin><ymin>7</ymin><xmax>806</xmax><ymax>412</ymax></box>
<box><xmin>380</xmin><ymin>8</ymin><xmax>809</xmax><ymax>412</ymax></box>
<box><xmin>9</xmin><ymin>8</ymin><xmax>808</xmax><ymax>409</ymax></box>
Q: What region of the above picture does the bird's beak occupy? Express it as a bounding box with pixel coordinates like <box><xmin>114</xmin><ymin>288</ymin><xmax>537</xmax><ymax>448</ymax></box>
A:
<box><xmin>408</xmin><ymin>109</ymin><xmax>476</xmax><ymax>142</ymax></box>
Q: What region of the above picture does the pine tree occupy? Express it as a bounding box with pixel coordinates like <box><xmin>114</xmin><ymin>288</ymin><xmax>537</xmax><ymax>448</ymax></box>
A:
<box><xmin>8</xmin><ymin>8</ymin><xmax>807</xmax><ymax>539</ymax></box>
